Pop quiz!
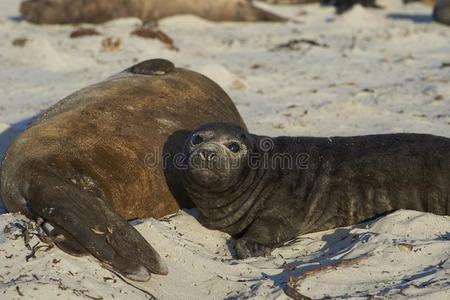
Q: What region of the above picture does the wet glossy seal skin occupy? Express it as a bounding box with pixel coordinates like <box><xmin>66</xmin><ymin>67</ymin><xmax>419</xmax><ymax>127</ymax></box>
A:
<box><xmin>182</xmin><ymin>123</ymin><xmax>450</xmax><ymax>259</ymax></box>
<box><xmin>0</xmin><ymin>59</ymin><xmax>246</xmax><ymax>281</ymax></box>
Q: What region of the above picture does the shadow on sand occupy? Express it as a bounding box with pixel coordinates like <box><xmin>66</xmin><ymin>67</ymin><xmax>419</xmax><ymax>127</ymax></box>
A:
<box><xmin>8</xmin><ymin>16</ymin><xmax>25</xmax><ymax>22</ymax></box>
<box><xmin>386</xmin><ymin>13</ymin><xmax>433</xmax><ymax>23</ymax></box>
<box><xmin>224</xmin><ymin>222</ymin><xmax>376</xmax><ymax>300</ymax></box>
<box><xmin>225</xmin><ymin>223</ymin><xmax>371</xmax><ymax>300</ymax></box>
<box><xmin>264</xmin><ymin>228</ymin><xmax>364</xmax><ymax>285</ymax></box>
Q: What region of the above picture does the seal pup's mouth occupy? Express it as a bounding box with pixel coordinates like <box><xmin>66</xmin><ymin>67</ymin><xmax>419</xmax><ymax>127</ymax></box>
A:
<box><xmin>188</xmin><ymin>168</ymin><xmax>222</xmax><ymax>186</ymax></box>
<box><xmin>186</xmin><ymin>149</ymin><xmax>224</xmax><ymax>186</ymax></box>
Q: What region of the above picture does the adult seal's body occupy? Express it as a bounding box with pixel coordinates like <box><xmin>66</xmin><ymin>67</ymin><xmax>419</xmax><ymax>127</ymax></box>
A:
<box><xmin>1</xmin><ymin>60</ymin><xmax>246</xmax><ymax>281</ymax></box>
<box><xmin>182</xmin><ymin>123</ymin><xmax>450</xmax><ymax>259</ymax></box>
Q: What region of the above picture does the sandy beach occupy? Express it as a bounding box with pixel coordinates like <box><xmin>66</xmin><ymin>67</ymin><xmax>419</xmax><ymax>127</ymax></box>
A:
<box><xmin>0</xmin><ymin>0</ymin><xmax>449</xmax><ymax>299</ymax></box>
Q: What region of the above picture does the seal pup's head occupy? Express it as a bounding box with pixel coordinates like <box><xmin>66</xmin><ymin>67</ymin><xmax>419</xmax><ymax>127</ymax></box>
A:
<box><xmin>182</xmin><ymin>123</ymin><xmax>270</xmax><ymax>235</ymax></box>
<box><xmin>183</xmin><ymin>123</ymin><xmax>253</xmax><ymax>191</ymax></box>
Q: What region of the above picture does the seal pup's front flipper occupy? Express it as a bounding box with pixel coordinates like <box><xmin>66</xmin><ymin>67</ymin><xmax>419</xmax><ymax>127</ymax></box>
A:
<box><xmin>234</xmin><ymin>211</ymin><xmax>298</xmax><ymax>259</ymax></box>
<box><xmin>25</xmin><ymin>173</ymin><xmax>168</xmax><ymax>281</ymax></box>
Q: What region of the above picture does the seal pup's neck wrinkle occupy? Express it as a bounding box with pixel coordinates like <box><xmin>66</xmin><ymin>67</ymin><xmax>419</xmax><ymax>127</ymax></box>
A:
<box><xmin>184</xmin><ymin>158</ymin><xmax>275</xmax><ymax>236</ymax></box>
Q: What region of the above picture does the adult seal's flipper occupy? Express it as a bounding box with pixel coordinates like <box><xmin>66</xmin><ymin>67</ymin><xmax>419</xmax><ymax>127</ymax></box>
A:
<box><xmin>42</xmin><ymin>222</ymin><xmax>89</xmax><ymax>257</ymax></box>
<box><xmin>25</xmin><ymin>173</ymin><xmax>168</xmax><ymax>281</ymax></box>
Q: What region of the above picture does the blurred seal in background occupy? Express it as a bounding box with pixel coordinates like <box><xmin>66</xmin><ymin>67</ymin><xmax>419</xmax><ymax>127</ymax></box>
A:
<box><xmin>20</xmin><ymin>0</ymin><xmax>285</xmax><ymax>24</ymax></box>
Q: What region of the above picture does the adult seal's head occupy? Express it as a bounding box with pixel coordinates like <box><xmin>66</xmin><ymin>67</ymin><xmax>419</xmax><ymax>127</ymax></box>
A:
<box><xmin>183</xmin><ymin>123</ymin><xmax>253</xmax><ymax>191</ymax></box>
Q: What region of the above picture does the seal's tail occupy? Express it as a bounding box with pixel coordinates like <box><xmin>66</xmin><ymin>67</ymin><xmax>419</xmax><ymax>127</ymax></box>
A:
<box><xmin>24</xmin><ymin>173</ymin><xmax>168</xmax><ymax>281</ymax></box>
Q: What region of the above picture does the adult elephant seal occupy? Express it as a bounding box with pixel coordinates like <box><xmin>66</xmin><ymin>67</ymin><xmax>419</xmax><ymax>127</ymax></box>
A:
<box><xmin>182</xmin><ymin>123</ymin><xmax>450</xmax><ymax>259</ymax></box>
<box><xmin>20</xmin><ymin>0</ymin><xmax>284</xmax><ymax>24</ymax></box>
<box><xmin>0</xmin><ymin>59</ymin><xmax>246</xmax><ymax>281</ymax></box>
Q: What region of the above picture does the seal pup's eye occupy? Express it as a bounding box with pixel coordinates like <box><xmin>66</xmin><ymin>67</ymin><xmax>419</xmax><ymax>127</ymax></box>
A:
<box><xmin>191</xmin><ymin>134</ymin><xmax>204</xmax><ymax>145</ymax></box>
<box><xmin>227</xmin><ymin>142</ymin><xmax>241</xmax><ymax>153</ymax></box>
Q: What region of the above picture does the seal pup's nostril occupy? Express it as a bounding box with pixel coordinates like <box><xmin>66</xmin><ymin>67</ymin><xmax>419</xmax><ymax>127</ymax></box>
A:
<box><xmin>199</xmin><ymin>151</ymin><xmax>206</xmax><ymax>160</ymax></box>
<box><xmin>197</xmin><ymin>149</ymin><xmax>217</xmax><ymax>162</ymax></box>
<box><xmin>208</xmin><ymin>153</ymin><xmax>217</xmax><ymax>161</ymax></box>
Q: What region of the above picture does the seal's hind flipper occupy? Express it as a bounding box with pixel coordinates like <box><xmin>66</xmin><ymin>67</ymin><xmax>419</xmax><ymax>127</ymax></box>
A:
<box><xmin>42</xmin><ymin>222</ymin><xmax>88</xmax><ymax>257</ymax></box>
<box><xmin>55</xmin><ymin>235</ymin><xmax>89</xmax><ymax>257</ymax></box>
<box><xmin>25</xmin><ymin>174</ymin><xmax>168</xmax><ymax>281</ymax></box>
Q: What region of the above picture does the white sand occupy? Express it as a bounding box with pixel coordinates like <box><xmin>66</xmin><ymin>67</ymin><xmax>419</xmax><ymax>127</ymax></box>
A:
<box><xmin>0</xmin><ymin>0</ymin><xmax>449</xmax><ymax>299</ymax></box>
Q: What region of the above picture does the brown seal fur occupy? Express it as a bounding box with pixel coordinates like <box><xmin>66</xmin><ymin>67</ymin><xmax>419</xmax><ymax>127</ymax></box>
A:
<box><xmin>20</xmin><ymin>0</ymin><xmax>285</xmax><ymax>24</ymax></box>
<box><xmin>0</xmin><ymin>59</ymin><xmax>246</xmax><ymax>280</ymax></box>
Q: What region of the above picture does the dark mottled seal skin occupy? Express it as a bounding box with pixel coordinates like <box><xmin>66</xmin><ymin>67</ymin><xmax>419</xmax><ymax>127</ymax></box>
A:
<box><xmin>182</xmin><ymin>123</ymin><xmax>450</xmax><ymax>259</ymax></box>
<box><xmin>0</xmin><ymin>60</ymin><xmax>246</xmax><ymax>281</ymax></box>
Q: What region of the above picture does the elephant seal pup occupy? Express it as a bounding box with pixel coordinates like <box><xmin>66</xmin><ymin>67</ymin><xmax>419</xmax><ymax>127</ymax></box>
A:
<box><xmin>20</xmin><ymin>0</ymin><xmax>284</xmax><ymax>24</ymax></box>
<box><xmin>1</xmin><ymin>59</ymin><xmax>246</xmax><ymax>281</ymax></box>
<box><xmin>182</xmin><ymin>123</ymin><xmax>450</xmax><ymax>259</ymax></box>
